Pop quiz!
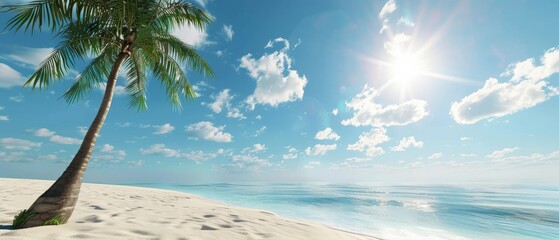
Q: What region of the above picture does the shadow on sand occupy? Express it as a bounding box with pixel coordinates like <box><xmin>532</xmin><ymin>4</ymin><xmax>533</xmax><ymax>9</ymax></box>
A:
<box><xmin>0</xmin><ymin>225</ymin><xmax>13</xmax><ymax>230</ymax></box>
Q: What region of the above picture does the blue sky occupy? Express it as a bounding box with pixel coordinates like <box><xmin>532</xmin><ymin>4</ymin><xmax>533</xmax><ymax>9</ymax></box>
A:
<box><xmin>1</xmin><ymin>0</ymin><xmax>558</xmax><ymax>184</ymax></box>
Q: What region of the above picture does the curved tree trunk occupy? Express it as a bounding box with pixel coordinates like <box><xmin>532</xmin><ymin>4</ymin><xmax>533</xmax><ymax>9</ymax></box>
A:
<box><xmin>19</xmin><ymin>52</ymin><xmax>130</xmax><ymax>229</ymax></box>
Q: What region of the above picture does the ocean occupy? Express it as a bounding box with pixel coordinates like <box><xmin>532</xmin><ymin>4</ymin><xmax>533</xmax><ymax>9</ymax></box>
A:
<box><xmin>127</xmin><ymin>183</ymin><xmax>559</xmax><ymax>240</ymax></box>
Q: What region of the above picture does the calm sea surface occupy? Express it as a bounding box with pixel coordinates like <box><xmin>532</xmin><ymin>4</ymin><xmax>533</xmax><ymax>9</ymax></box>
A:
<box><xmin>126</xmin><ymin>183</ymin><xmax>559</xmax><ymax>240</ymax></box>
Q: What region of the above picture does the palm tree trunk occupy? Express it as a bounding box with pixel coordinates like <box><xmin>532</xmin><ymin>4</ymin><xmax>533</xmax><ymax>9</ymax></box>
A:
<box><xmin>19</xmin><ymin>52</ymin><xmax>130</xmax><ymax>229</ymax></box>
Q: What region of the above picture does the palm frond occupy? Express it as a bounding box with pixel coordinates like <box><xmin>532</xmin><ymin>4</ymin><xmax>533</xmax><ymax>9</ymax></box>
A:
<box><xmin>149</xmin><ymin>1</ymin><xmax>213</xmax><ymax>31</ymax></box>
<box><xmin>62</xmin><ymin>45</ymin><xmax>118</xmax><ymax>103</ymax></box>
<box><xmin>1</xmin><ymin>0</ymin><xmax>70</xmax><ymax>32</ymax></box>
<box><xmin>124</xmin><ymin>49</ymin><xmax>148</xmax><ymax>111</ymax></box>
<box><xmin>152</xmin><ymin>31</ymin><xmax>214</xmax><ymax>78</ymax></box>
<box><xmin>143</xmin><ymin>48</ymin><xmax>197</xmax><ymax>110</ymax></box>
<box><xmin>25</xmin><ymin>21</ymin><xmax>118</xmax><ymax>89</ymax></box>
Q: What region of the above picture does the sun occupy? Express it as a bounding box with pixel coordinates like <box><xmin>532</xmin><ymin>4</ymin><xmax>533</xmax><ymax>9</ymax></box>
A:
<box><xmin>391</xmin><ymin>52</ymin><xmax>423</xmax><ymax>86</ymax></box>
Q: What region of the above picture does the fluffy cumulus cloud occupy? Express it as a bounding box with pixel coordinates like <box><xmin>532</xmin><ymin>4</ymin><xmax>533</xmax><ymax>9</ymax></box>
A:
<box><xmin>223</xmin><ymin>25</ymin><xmax>234</xmax><ymax>41</ymax></box>
<box><xmin>208</xmin><ymin>89</ymin><xmax>233</xmax><ymax>113</ymax></box>
<box><xmin>451</xmin><ymin>46</ymin><xmax>559</xmax><ymax>124</ymax></box>
<box><xmin>384</xmin><ymin>33</ymin><xmax>411</xmax><ymax>56</ymax></box>
<box><xmin>305</xmin><ymin>144</ymin><xmax>337</xmax><ymax>156</ymax></box>
<box><xmin>240</xmin><ymin>38</ymin><xmax>308</xmax><ymax>109</ymax></box>
<box><xmin>486</xmin><ymin>147</ymin><xmax>518</xmax><ymax>159</ymax></box>
<box><xmin>153</xmin><ymin>123</ymin><xmax>175</xmax><ymax>135</ymax></box>
<box><xmin>241</xmin><ymin>144</ymin><xmax>267</xmax><ymax>154</ymax></box>
<box><xmin>450</xmin><ymin>78</ymin><xmax>549</xmax><ymax>124</ymax></box>
<box><xmin>185</xmin><ymin>121</ymin><xmax>233</xmax><ymax>142</ymax></box>
<box><xmin>0</xmin><ymin>116</ymin><xmax>8</xmax><ymax>121</ymax></box>
<box><xmin>32</xmin><ymin>128</ymin><xmax>82</xmax><ymax>145</ymax></box>
<box><xmin>96</xmin><ymin>144</ymin><xmax>126</xmax><ymax>162</ymax></box>
<box><xmin>347</xmin><ymin>128</ymin><xmax>390</xmax><ymax>157</ymax></box>
<box><xmin>282</xmin><ymin>147</ymin><xmax>298</xmax><ymax>160</ymax></box>
<box><xmin>342</xmin><ymin>85</ymin><xmax>428</xmax><ymax>127</ymax></box>
<box><xmin>391</xmin><ymin>136</ymin><xmax>423</xmax><ymax>152</ymax></box>
<box><xmin>332</xmin><ymin>108</ymin><xmax>338</xmax><ymax>116</ymax></box>
<box><xmin>141</xmin><ymin>144</ymin><xmax>179</xmax><ymax>157</ymax></box>
<box><xmin>206</xmin><ymin>89</ymin><xmax>246</xmax><ymax>120</ymax></box>
<box><xmin>172</xmin><ymin>23</ymin><xmax>210</xmax><ymax>48</ymax></box>
<box><xmin>0</xmin><ymin>63</ymin><xmax>26</xmax><ymax>88</ymax></box>
<box><xmin>0</xmin><ymin>138</ymin><xmax>41</xmax><ymax>150</ymax></box>
<box><xmin>315</xmin><ymin>128</ymin><xmax>340</xmax><ymax>141</ymax></box>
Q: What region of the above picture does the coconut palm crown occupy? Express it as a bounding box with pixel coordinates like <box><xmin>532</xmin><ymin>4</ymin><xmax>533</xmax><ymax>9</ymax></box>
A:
<box><xmin>2</xmin><ymin>0</ymin><xmax>213</xmax><ymax>228</ymax></box>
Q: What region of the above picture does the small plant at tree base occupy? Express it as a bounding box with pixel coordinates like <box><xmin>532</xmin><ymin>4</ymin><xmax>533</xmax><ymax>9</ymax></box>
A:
<box><xmin>13</xmin><ymin>209</ymin><xmax>36</xmax><ymax>229</ymax></box>
<box><xmin>43</xmin><ymin>214</ymin><xmax>66</xmax><ymax>226</ymax></box>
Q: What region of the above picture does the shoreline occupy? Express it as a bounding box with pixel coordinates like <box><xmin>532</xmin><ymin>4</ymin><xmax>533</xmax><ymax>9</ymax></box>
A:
<box><xmin>0</xmin><ymin>178</ymin><xmax>380</xmax><ymax>240</ymax></box>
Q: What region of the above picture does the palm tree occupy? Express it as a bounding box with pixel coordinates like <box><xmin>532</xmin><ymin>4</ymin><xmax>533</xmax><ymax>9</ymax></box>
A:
<box><xmin>2</xmin><ymin>0</ymin><xmax>213</xmax><ymax>229</ymax></box>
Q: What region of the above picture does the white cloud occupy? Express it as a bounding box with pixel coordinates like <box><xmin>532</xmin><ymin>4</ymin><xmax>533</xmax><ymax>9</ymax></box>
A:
<box><xmin>347</xmin><ymin>128</ymin><xmax>389</xmax><ymax>157</ymax></box>
<box><xmin>332</xmin><ymin>108</ymin><xmax>338</xmax><ymax>116</ymax></box>
<box><xmin>205</xmin><ymin>89</ymin><xmax>246</xmax><ymax>120</ymax></box>
<box><xmin>305</xmin><ymin>144</ymin><xmax>337</xmax><ymax>156</ymax></box>
<box><xmin>303</xmin><ymin>161</ymin><xmax>321</xmax><ymax>169</ymax></box>
<box><xmin>486</xmin><ymin>147</ymin><xmax>518</xmax><ymax>159</ymax></box>
<box><xmin>254</xmin><ymin>126</ymin><xmax>267</xmax><ymax>137</ymax></box>
<box><xmin>98</xmin><ymin>83</ymin><xmax>126</xmax><ymax>95</ymax></box>
<box><xmin>391</xmin><ymin>136</ymin><xmax>423</xmax><ymax>152</ymax></box>
<box><xmin>185</xmin><ymin>121</ymin><xmax>233</xmax><ymax>142</ymax></box>
<box><xmin>460</xmin><ymin>137</ymin><xmax>472</xmax><ymax>141</ymax></box>
<box><xmin>342</xmin><ymin>85</ymin><xmax>428</xmax><ymax>127</ymax></box>
<box><xmin>384</xmin><ymin>33</ymin><xmax>411</xmax><ymax>56</ymax></box>
<box><xmin>183</xmin><ymin>149</ymin><xmax>224</xmax><ymax>162</ymax></box>
<box><xmin>315</xmin><ymin>128</ymin><xmax>340</xmax><ymax>141</ymax></box>
<box><xmin>241</xmin><ymin>144</ymin><xmax>267</xmax><ymax>154</ymax></box>
<box><xmin>6</xmin><ymin>47</ymin><xmax>53</xmax><ymax>67</ymax></box>
<box><xmin>226</xmin><ymin>108</ymin><xmax>246</xmax><ymax>120</ymax></box>
<box><xmin>450</xmin><ymin>78</ymin><xmax>549</xmax><ymax>124</ymax></box>
<box><xmin>140</xmin><ymin>144</ymin><xmax>222</xmax><ymax>162</ymax></box>
<box><xmin>0</xmin><ymin>138</ymin><xmax>41</xmax><ymax>150</ymax></box>
<box><xmin>100</xmin><ymin>144</ymin><xmax>114</xmax><ymax>152</ymax></box>
<box><xmin>231</xmin><ymin>154</ymin><xmax>271</xmax><ymax>167</ymax></box>
<box><xmin>153</xmin><ymin>123</ymin><xmax>175</xmax><ymax>135</ymax></box>
<box><xmin>240</xmin><ymin>38</ymin><xmax>308</xmax><ymax>109</ymax></box>
<box><xmin>141</xmin><ymin>144</ymin><xmax>180</xmax><ymax>157</ymax></box>
<box><xmin>451</xmin><ymin>46</ymin><xmax>559</xmax><ymax>125</ymax></box>
<box><xmin>502</xmin><ymin>47</ymin><xmax>559</xmax><ymax>82</ymax></box>
<box><xmin>33</xmin><ymin>128</ymin><xmax>55</xmax><ymax>137</ymax></box>
<box><xmin>77</xmin><ymin>126</ymin><xmax>88</xmax><ymax>136</ymax></box>
<box><xmin>428</xmin><ymin>152</ymin><xmax>443</xmax><ymax>160</ymax></box>
<box><xmin>9</xmin><ymin>94</ymin><xmax>24</xmax><ymax>103</ymax></box>
<box><xmin>378</xmin><ymin>0</ymin><xmax>397</xmax><ymax>19</ymax></box>
<box><xmin>0</xmin><ymin>63</ymin><xmax>26</xmax><ymax>88</ymax></box>
<box><xmin>223</xmin><ymin>25</ymin><xmax>234</xmax><ymax>41</ymax></box>
<box><xmin>32</xmin><ymin>128</ymin><xmax>81</xmax><ymax>145</ymax></box>
<box><xmin>0</xmin><ymin>116</ymin><xmax>8</xmax><ymax>121</ymax></box>
<box><xmin>282</xmin><ymin>147</ymin><xmax>298</xmax><ymax>160</ymax></box>
<box><xmin>208</xmin><ymin>89</ymin><xmax>233</xmax><ymax>113</ymax></box>
<box><xmin>378</xmin><ymin>0</ymin><xmax>397</xmax><ymax>33</ymax></box>
<box><xmin>172</xmin><ymin>23</ymin><xmax>210</xmax><ymax>48</ymax></box>
<box><xmin>96</xmin><ymin>144</ymin><xmax>126</xmax><ymax>162</ymax></box>
<box><xmin>49</xmin><ymin>135</ymin><xmax>82</xmax><ymax>145</ymax></box>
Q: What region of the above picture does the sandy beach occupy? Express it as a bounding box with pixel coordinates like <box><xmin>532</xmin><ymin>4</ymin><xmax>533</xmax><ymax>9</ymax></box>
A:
<box><xmin>0</xmin><ymin>178</ymin><xmax>378</xmax><ymax>240</ymax></box>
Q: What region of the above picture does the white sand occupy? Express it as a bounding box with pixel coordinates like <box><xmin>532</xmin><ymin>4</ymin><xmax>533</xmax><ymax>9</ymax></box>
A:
<box><xmin>0</xmin><ymin>178</ymin><xmax>379</xmax><ymax>240</ymax></box>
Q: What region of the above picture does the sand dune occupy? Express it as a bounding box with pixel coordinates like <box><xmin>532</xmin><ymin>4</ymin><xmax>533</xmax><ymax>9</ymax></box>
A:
<box><xmin>0</xmin><ymin>178</ymin><xmax>379</xmax><ymax>240</ymax></box>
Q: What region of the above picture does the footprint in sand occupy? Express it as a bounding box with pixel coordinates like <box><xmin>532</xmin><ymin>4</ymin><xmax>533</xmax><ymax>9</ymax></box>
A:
<box><xmin>201</xmin><ymin>225</ymin><xmax>218</xmax><ymax>231</ymax></box>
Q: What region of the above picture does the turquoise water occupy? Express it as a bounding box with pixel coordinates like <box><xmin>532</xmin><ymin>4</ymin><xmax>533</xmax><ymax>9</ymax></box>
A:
<box><xmin>127</xmin><ymin>183</ymin><xmax>559</xmax><ymax>240</ymax></box>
